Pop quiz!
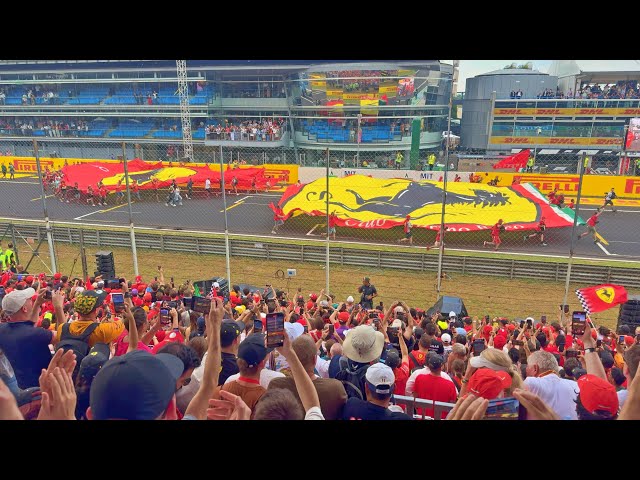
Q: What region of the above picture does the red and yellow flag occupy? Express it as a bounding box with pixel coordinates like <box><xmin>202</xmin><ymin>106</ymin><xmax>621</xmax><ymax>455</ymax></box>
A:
<box><xmin>575</xmin><ymin>284</ymin><xmax>628</xmax><ymax>314</ymax></box>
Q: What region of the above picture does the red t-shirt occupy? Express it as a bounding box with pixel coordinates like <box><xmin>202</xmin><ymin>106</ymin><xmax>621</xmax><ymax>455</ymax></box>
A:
<box><xmin>115</xmin><ymin>184</ymin><xmax>123</xmax><ymax>193</ymax></box>
<box><xmin>587</xmin><ymin>215</ymin><xmax>598</xmax><ymax>227</ymax></box>
<box><xmin>413</xmin><ymin>374</ymin><xmax>458</xmax><ymax>419</ymax></box>
<box><xmin>491</xmin><ymin>223</ymin><xmax>501</xmax><ymax>237</ymax></box>
<box><xmin>408</xmin><ymin>350</ymin><xmax>427</xmax><ymax>371</ymax></box>
<box><xmin>328</xmin><ymin>214</ymin><xmax>337</xmax><ymax>228</ymax></box>
<box><xmin>132</xmin><ymin>183</ymin><xmax>139</xmax><ymax>192</ymax></box>
<box><xmin>99</xmin><ymin>187</ymin><xmax>107</xmax><ymax>197</ymax></box>
<box><xmin>274</xmin><ymin>208</ymin><xmax>284</xmax><ymax>221</ymax></box>
<box><xmin>393</xmin><ymin>360</ymin><xmax>410</xmax><ymax>396</ymax></box>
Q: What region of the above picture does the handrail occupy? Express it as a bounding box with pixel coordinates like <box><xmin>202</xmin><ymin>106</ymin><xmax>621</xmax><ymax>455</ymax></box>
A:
<box><xmin>391</xmin><ymin>394</ymin><xmax>456</xmax><ymax>420</ymax></box>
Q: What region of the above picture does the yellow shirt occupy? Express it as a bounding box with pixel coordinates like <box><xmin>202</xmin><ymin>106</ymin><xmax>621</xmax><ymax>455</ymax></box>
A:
<box><xmin>56</xmin><ymin>319</ymin><xmax>125</xmax><ymax>347</ymax></box>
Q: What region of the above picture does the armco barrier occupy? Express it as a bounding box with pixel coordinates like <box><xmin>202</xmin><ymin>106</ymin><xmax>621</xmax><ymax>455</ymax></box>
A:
<box><xmin>2</xmin><ymin>219</ymin><xmax>639</xmax><ymax>288</ymax></box>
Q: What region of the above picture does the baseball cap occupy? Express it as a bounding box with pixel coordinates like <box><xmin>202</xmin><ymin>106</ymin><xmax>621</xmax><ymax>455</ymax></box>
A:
<box><xmin>78</xmin><ymin>343</ymin><xmax>110</xmax><ymax>381</ymax></box>
<box><xmin>25</xmin><ymin>275</ymin><xmax>34</xmax><ymax>284</ymax></box>
<box><xmin>391</xmin><ymin>319</ymin><xmax>403</xmax><ymax>329</ymax></box>
<box><xmin>238</xmin><ymin>333</ymin><xmax>272</xmax><ymax>368</ymax></box>
<box><xmin>309</xmin><ymin>293</ymin><xmax>318</xmax><ymax>301</ymax></box>
<box><xmin>53</xmin><ymin>272</ymin><xmax>62</xmax><ymax>280</ymax></box>
<box><xmin>624</xmin><ymin>335</ymin><xmax>635</xmax><ymax>347</ymax></box>
<box><xmin>385</xmin><ymin>349</ymin><xmax>401</xmax><ymax>369</ymax></box>
<box><xmin>468</xmin><ymin>368</ymin><xmax>512</xmax><ymax>400</ymax></box>
<box><xmin>455</xmin><ymin>327</ymin><xmax>467</xmax><ymax>336</ymax></box>
<box><xmin>441</xmin><ymin>333</ymin><xmax>452</xmax><ymax>343</ymax></box>
<box><xmin>74</xmin><ymin>290</ymin><xmax>107</xmax><ymax>315</ymax></box>
<box><xmin>394</xmin><ymin>305</ymin><xmax>404</xmax><ymax>314</ymax></box>
<box><xmin>338</xmin><ymin>311</ymin><xmax>350</xmax><ymax>323</ymax></box>
<box><xmin>1</xmin><ymin>287</ymin><xmax>36</xmax><ymax>315</ymax></box>
<box><xmin>449</xmin><ymin>311</ymin><xmax>457</xmax><ymax>318</ymax></box>
<box><xmin>346</xmin><ymin>296</ymin><xmax>354</xmax><ymax>303</ymax></box>
<box><xmin>221</xmin><ymin>319</ymin><xmax>245</xmax><ymax>345</ymax></box>
<box><xmin>427</xmin><ymin>353</ymin><xmax>444</xmax><ymax>370</ymax></box>
<box><xmin>493</xmin><ymin>335</ymin><xmax>507</xmax><ymax>350</ymax></box>
<box><xmin>365</xmin><ymin>362</ymin><xmax>395</xmax><ymax>395</ymax></box>
<box><xmin>90</xmin><ymin>350</ymin><xmax>183</xmax><ymax>420</ymax></box>
<box><xmin>319</xmin><ymin>300</ymin><xmax>329</xmax><ymax>307</ymax></box>
<box><xmin>578</xmin><ymin>374</ymin><xmax>619</xmax><ymax>416</ymax></box>
<box><xmin>284</xmin><ymin>321</ymin><xmax>304</xmax><ymax>341</ymax></box>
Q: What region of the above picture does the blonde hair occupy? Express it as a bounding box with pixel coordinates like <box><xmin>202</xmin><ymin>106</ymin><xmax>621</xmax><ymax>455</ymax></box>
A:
<box><xmin>480</xmin><ymin>348</ymin><xmax>523</xmax><ymax>393</ymax></box>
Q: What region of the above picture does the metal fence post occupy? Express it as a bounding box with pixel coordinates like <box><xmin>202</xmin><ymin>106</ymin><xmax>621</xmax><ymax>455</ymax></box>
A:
<box><xmin>33</xmin><ymin>139</ymin><xmax>57</xmax><ymax>273</ymax></box>
<box><xmin>325</xmin><ymin>147</ymin><xmax>330</xmax><ymax>293</ymax></box>
<box><xmin>122</xmin><ymin>142</ymin><xmax>139</xmax><ymax>276</ymax></box>
<box><xmin>220</xmin><ymin>145</ymin><xmax>232</xmax><ymax>286</ymax></box>
<box><xmin>10</xmin><ymin>224</ymin><xmax>19</xmax><ymax>267</ymax></box>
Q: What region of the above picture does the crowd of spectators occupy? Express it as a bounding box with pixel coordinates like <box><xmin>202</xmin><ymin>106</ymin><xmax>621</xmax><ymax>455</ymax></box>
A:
<box><xmin>1</xmin><ymin>261</ymin><xmax>639</xmax><ymax>421</ymax></box>
<box><xmin>0</xmin><ymin>118</ymin><xmax>91</xmax><ymax>137</ymax></box>
<box><xmin>205</xmin><ymin>118</ymin><xmax>286</xmax><ymax>142</ymax></box>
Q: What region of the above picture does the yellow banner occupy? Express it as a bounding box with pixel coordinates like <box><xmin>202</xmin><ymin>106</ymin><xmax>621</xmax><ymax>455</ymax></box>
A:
<box><xmin>379</xmin><ymin>85</ymin><xmax>397</xmax><ymax>94</ymax></box>
<box><xmin>343</xmin><ymin>93</ymin><xmax>379</xmax><ymax>101</ymax></box>
<box><xmin>479</xmin><ymin>172</ymin><xmax>640</xmax><ymax>199</ymax></box>
<box><xmin>494</xmin><ymin>107</ymin><xmax>640</xmax><ymax>117</ymax></box>
<box><xmin>490</xmin><ymin>136</ymin><xmax>623</xmax><ymax>147</ymax></box>
<box><xmin>326</xmin><ymin>89</ymin><xmax>343</xmax><ymax>98</ymax></box>
<box><xmin>360</xmin><ymin>99</ymin><xmax>378</xmax><ymax>115</ymax></box>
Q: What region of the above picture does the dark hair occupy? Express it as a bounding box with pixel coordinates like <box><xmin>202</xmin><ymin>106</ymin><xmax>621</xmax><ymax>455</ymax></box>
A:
<box><xmin>424</xmin><ymin>323</ymin><xmax>436</xmax><ymax>336</ymax></box>
<box><xmin>188</xmin><ymin>336</ymin><xmax>208</xmax><ymax>361</ymax></box>
<box><xmin>455</xmin><ymin>334</ymin><xmax>467</xmax><ymax>346</ymax></box>
<box><xmin>598</xmin><ymin>326</ymin><xmax>610</xmax><ymax>336</ymax></box>
<box><xmin>624</xmin><ymin>345</ymin><xmax>640</xmax><ymax>380</ymax></box>
<box><xmin>611</xmin><ymin>367</ymin><xmax>625</xmax><ymax>387</ymax></box>
<box><xmin>157</xmin><ymin>343</ymin><xmax>201</xmax><ymax>374</ymax></box>
<box><xmin>242</xmin><ymin>287</ymin><xmax>250</xmax><ymax>296</ymax></box>
<box><xmin>41</xmin><ymin>318</ymin><xmax>51</xmax><ymax>329</ymax></box>
<box><xmin>132</xmin><ymin>307</ymin><xmax>147</xmax><ymax>331</ymax></box>
<box><xmin>419</xmin><ymin>335</ymin><xmax>430</xmax><ymax>349</ymax></box>
<box><xmin>563</xmin><ymin>358</ymin><xmax>580</xmax><ymax>379</ymax></box>
<box><xmin>507</xmin><ymin>347</ymin><xmax>520</xmax><ymax>365</ymax></box>
<box><xmin>618</xmin><ymin>325</ymin><xmax>631</xmax><ymax>335</ymax></box>
<box><xmin>253</xmin><ymin>389</ymin><xmax>304</xmax><ymax>420</ymax></box>
<box><xmin>536</xmin><ymin>332</ymin><xmax>547</xmax><ymax>348</ymax></box>
<box><xmin>599</xmin><ymin>351</ymin><xmax>614</xmax><ymax>369</ymax></box>
<box><xmin>575</xmin><ymin>395</ymin><xmax>617</xmax><ymax>420</ymax></box>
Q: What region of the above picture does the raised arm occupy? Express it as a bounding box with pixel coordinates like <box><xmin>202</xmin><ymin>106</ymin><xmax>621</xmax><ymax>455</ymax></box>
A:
<box><xmin>276</xmin><ymin>331</ymin><xmax>320</xmax><ymax>415</ymax></box>
<box><xmin>578</xmin><ymin>318</ymin><xmax>607</xmax><ymax>381</ymax></box>
<box><xmin>184</xmin><ymin>296</ymin><xmax>223</xmax><ymax>420</ymax></box>
<box><xmin>125</xmin><ymin>303</ymin><xmax>138</xmax><ymax>353</ymax></box>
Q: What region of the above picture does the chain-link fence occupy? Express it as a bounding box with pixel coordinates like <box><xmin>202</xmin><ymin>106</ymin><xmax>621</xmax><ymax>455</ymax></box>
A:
<box><xmin>1</xmin><ymin>138</ymin><xmax>639</xmax><ymax>329</ymax></box>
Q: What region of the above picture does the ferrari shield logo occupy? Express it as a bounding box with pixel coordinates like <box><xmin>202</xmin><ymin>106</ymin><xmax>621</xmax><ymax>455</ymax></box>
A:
<box><xmin>595</xmin><ymin>287</ymin><xmax>615</xmax><ymax>304</ymax></box>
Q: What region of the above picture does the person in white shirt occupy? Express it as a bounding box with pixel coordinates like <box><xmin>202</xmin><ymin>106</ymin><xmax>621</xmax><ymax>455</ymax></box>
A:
<box><xmin>406</xmin><ymin>362</ymin><xmax>454</xmax><ymax>395</ymax></box>
<box><xmin>524</xmin><ymin>350</ymin><xmax>578</xmax><ymax>420</ymax></box>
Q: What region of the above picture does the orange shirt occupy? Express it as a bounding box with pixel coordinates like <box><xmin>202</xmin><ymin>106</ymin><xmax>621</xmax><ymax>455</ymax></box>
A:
<box><xmin>56</xmin><ymin>319</ymin><xmax>125</xmax><ymax>347</ymax></box>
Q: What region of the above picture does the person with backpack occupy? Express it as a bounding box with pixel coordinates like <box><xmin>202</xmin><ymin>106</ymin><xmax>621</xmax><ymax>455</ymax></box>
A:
<box><xmin>335</xmin><ymin>324</ymin><xmax>384</xmax><ymax>401</ymax></box>
<box><xmin>601</xmin><ymin>188</ymin><xmax>617</xmax><ymax>213</ymax></box>
<box><xmin>55</xmin><ymin>289</ymin><xmax>125</xmax><ymax>380</ymax></box>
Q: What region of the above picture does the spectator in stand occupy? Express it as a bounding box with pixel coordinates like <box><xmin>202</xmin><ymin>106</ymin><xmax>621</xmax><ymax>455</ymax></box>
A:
<box><xmin>413</xmin><ymin>353</ymin><xmax>457</xmax><ymax>418</ymax></box>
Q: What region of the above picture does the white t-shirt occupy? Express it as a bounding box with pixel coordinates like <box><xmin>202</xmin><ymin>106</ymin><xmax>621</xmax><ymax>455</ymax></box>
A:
<box><xmin>304</xmin><ymin>406</ymin><xmax>325</xmax><ymax>420</ymax></box>
<box><xmin>225</xmin><ymin>368</ymin><xmax>285</xmax><ymax>389</ymax></box>
<box><xmin>315</xmin><ymin>356</ymin><xmax>330</xmax><ymax>378</ymax></box>
<box><xmin>405</xmin><ymin>368</ymin><xmax>453</xmax><ymax>395</ymax></box>
<box><xmin>205</xmin><ymin>179</ymin><xmax>211</xmax><ymax>189</ymax></box>
<box><xmin>523</xmin><ymin>374</ymin><xmax>579</xmax><ymax>420</ymax></box>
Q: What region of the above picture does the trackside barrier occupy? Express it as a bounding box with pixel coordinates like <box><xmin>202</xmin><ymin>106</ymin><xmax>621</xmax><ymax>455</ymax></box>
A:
<box><xmin>1</xmin><ymin>220</ymin><xmax>638</xmax><ymax>288</ymax></box>
<box><xmin>390</xmin><ymin>395</ymin><xmax>456</xmax><ymax>420</ymax></box>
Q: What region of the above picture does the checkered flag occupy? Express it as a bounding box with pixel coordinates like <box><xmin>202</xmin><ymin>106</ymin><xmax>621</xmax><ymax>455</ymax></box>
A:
<box><xmin>575</xmin><ymin>289</ymin><xmax>592</xmax><ymax>315</ymax></box>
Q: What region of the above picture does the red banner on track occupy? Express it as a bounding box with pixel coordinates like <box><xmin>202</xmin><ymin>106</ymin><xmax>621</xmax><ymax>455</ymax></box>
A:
<box><xmin>60</xmin><ymin>159</ymin><xmax>270</xmax><ymax>192</ymax></box>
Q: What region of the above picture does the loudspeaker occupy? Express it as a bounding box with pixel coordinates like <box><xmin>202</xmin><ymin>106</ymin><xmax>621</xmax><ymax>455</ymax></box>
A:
<box><xmin>617</xmin><ymin>295</ymin><xmax>640</xmax><ymax>331</ymax></box>
<box><xmin>95</xmin><ymin>250</ymin><xmax>115</xmax><ymax>279</ymax></box>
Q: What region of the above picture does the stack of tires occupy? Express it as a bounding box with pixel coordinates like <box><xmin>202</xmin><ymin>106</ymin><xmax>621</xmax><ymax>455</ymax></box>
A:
<box><xmin>618</xmin><ymin>295</ymin><xmax>640</xmax><ymax>332</ymax></box>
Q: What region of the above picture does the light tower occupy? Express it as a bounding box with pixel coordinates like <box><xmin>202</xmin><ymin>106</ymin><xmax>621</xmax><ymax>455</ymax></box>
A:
<box><xmin>176</xmin><ymin>60</ymin><xmax>193</xmax><ymax>162</ymax></box>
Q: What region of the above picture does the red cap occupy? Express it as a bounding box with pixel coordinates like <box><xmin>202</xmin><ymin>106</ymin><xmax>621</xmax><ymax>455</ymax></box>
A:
<box><xmin>143</xmin><ymin>292</ymin><xmax>152</xmax><ymax>301</ymax></box>
<box><xmin>306</xmin><ymin>301</ymin><xmax>315</xmax><ymax>311</ymax></box>
<box><xmin>493</xmin><ymin>335</ymin><xmax>507</xmax><ymax>350</ymax></box>
<box><xmin>138</xmin><ymin>283</ymin><xmax>147</xmax><ymax>292</ymax></box>
<box><xmin>309</xmin><ymin>293</ymin><xmax>318</xmax><ymax>301</ymax></box>
<box><xmin>53</xmin><ymin>272</ymin><xmax>62</xmax><ymax>280</ymax></box>
<box><xmin>297</xmin><ymin>318</ymin><xmax>308</xmax><ymax>327</ymax></box>
<box><xmin>468</xmin><ymin>369</ymin><xmax>512</xmax><ymax>400</ymax></box>
<box><xmin>577</xmin><ymin>374</ymin><xmax>619</xmax><ymax>415</ymax></box>
<box><xmin>624</xmin><ymin>335</ymin><xmax>635</xmax><ymax>347</ymax></box>
<box><xmin>590</xmin><ymin>329</ymin><xmax>598</xmax><ymax>340</ymax></box>
<box><xmin>482</xmin><ymin>325</ymin><xmax>493</xmax><ymax>335</ymax></box>
<box><xmin>338</xmin><ymin>311</ymin><xmax>350</xmax><ymax>322</ymax></box>
<box><xmin>135</xmin><ymin>275</ymin><xmax>143</xmax><ymax>283</ymax></box>
<box><xmin>506</xmin><ymin>324</ymin><xmax>516</xmax><ymax>332</ymax></box>
<box><xmin>25</xmin><ymin>275</ymin><xmax>34</xmax><ymax>284</ymax></box>
<box><xmin>133</xmin><ymin>297</ymin><xmax>144</xmax><ymax>307</ymax></box>
<box><xmin>154</xmin><ymin>330</ymin><xmax>166</xmax><ymax>343</ymax></box>
<box><xmin>151</xmin><ymin>330</ymin><xmax>184</xmax><ymax>354</ymax></box>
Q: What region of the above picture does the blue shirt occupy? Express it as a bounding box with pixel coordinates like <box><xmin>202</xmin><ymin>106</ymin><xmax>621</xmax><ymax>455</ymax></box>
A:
<box><xmin>0</xmin><ymin>321</ymin><xmax>53</xmax><ymax>389</ymax></box>
<box><xmin>342</xmin><ymin>397</ymin><xmax>412</xmax><ymax>421</ymax></box>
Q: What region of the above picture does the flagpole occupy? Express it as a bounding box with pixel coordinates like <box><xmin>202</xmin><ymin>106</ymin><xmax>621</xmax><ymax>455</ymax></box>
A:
<box><xmin>562</xmin><ymin>152</ymin><xmax>586</xmax><ymax>308</ymax></box>
<box><xmin>325</xmin><ymin>147</ymin><xmax>330</xmax><ymax>294</ymax></box>
<box><xmin>220</xmin><ymin>145</ymin><xmax>232</xmax><ymax>288</ymax></box>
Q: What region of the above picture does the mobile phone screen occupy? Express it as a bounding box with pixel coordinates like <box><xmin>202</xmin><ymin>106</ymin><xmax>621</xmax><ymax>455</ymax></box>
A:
<box><xmin>253</xmin><ymin>319</ymin><xmax>263</xmax><ymax>333</ymax></box>
<box><xmin>192</xmin><ymin>296</ymin><xmax>211</xmax><ymax>314</ymax></box>
<box><xmin>541</xmin><ymin>315</ymin><xmax>547</xmax><ymax>323</ymax></box>
<box><xmin>563</xmin><ymin>304</ymin><xmax>570</xmax><ymax>314</ymax></box>
<box><xmin>266</xmin><ymin>312</ymin><xmax>285</xmax><ymax>348</ymax></box>
<box><xmin>571</xmin><ymin>311</ymin><xmax>586</xmax><ymax>335</ymax></box>
<box><xmin>160</xmin><ymin>308</ymin><xmax>171</xmax><ymax>325</ymax></box>
<box><xmin>112</xmin><ymin>292</ymin><xmax>125</xmax><ymax>312</ymax></box>
<box><xmin>619</xmin><ymin>335</ymin><xmax>625</xmax><ymax>344</ymax></box>
<box><xmin>473</xmin><ymin>339</ymin><xmax>486</xmax><ymax>355</ymax></box>
<box><xmin>485</xmin><ymin>397</ymin><xmax>526</xmax><ymax>420</ymax></box>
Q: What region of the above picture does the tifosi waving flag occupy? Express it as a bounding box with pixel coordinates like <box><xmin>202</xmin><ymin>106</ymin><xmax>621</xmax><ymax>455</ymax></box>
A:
<box><xmin>492</xmin><ymin>149</ymin><xmax>531</xmax><ymax>171</ymax></box>
<box><xmin>575</xmin><ymin>284</ymin><xmax>628</xmax><ymax>314</ymax></box>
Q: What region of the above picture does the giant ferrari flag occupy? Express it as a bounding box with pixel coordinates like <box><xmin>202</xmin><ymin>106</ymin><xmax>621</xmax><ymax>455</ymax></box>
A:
<box><xmin>575</xmin><ymin>284</ymin><xmax>628</xmax><ymax>315</ymax></box>
<box><xmin>60</xmin><ymin>159</ymin><xmax>269</xmax><ymax>192</ymax></box>
<box><xmin>492</xmin><ymin>149</ymin><xmax>531</xmax><ymax>171</ymax></box>
<box><xmin>272</xmin><ymin>175</ymin><xmax>583</xmax><ymax>231</ymax></box>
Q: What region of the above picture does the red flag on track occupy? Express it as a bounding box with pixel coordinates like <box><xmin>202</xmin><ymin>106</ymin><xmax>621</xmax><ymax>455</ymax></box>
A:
<box><xmin>492</xmin><ymin>149</ymin><xmax>531</xmax><ymax>171</ymax></box>
<box><xmin>575</xmin><ymin>284</ymin><xmax>628</xmax><ymax>314</ymax></box>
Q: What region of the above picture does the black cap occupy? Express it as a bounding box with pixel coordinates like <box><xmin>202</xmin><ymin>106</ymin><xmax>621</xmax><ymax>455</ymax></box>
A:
<box><xmin>78</xmin><ymin>342</ymin><xmax>110</xmax><ymax>380</ymax></box>
<box><xmin>238</xmin><ymin>333</ymin><xmax>272</xmax><ymax>367</ymax></box>
<box><xmin>385</xmin><ymin>348</ymin><xmax>401</xmax><ymax>369</ymax></box>
<box><xmin>220</xmin><ymin>319</ymin><xmax>245</xmax><ymax>346</ymax></box>
<box><xmin>427</xmin><ymin>352</ymin><xmax>444</xmax><ymax>370</ymax></box>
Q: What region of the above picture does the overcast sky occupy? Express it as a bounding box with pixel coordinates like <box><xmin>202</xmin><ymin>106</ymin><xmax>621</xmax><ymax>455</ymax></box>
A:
<box><xmin>451</xmin><ymin>60</ymin><xmax>640</xmax><ymax>92</ymax></box>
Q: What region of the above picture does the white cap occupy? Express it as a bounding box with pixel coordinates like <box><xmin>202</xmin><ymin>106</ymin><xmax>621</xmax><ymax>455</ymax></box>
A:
<box><xmin>1</xmin><ymin>287</ymin><xmax>35</xmax><ymax>316</ymax></box>
<box><xmin>391</xmin><ymin>319</ymin><xmax>403</xmax><ymax>328</ymax></box>
<box><xmin>441</xmin><ymin>333</ymin><xmax>452</xmax><ymax>343</ymax></box>
<box><xmin>346</xmin><ymin>296</ymin><xmax>354</xmax><ymax>303</ymax></box>
<box><xmin>75</xmin><ymin>286</ymin><xmax>85</xmax><ymax>294</ymax></box>
<box><xmin>213</xmin><ymin>282</ymin><xmax>220</xmax><ymax>288</ymax></box>
<box><xmin>394</xmin><ymin>305</ymin><xmax>404</xmax><ymax>314</ymax></box>
<box><xmin>365</xmin><ymin>363</ymin><xmax>395</xmax><ymax>394</ymax></box>
<box><xmin>449</xmin><ymin>311</ymin><xmax>457</xmax><ymax>318</ymax></box>
<box><xmin>284</xmin><ymin>321</ymin><xmax>304</xmax><ymax>341</ymax></box>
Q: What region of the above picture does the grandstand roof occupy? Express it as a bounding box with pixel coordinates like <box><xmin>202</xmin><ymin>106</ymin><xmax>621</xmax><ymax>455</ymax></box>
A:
<box><xmin>547</xmin><ymin>60</ymin><xmax>640</xmax><ymax>78</ymax></box>
<box><xmin>478</xmin><ymin>69</ymin><xmax>547</xmax><ymax>76</ymax></box>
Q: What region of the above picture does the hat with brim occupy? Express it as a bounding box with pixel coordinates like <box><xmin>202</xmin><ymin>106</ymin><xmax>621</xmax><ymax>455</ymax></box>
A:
<box><xmin>1</xmin><ymin>287</ymin><xmax>36</xmax><ymax>315</ymax></box>
<box><xmin>342</xmin><ymin>325</ymin><xmax>385</xmax><ymax>363</ymax></box>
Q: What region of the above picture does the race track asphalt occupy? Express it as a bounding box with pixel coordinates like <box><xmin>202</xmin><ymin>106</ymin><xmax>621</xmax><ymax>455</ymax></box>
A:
<box><xmin>1</xmin><ymin>177</ymin><xmax>638</xmax><ymax>261</ymax></box>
